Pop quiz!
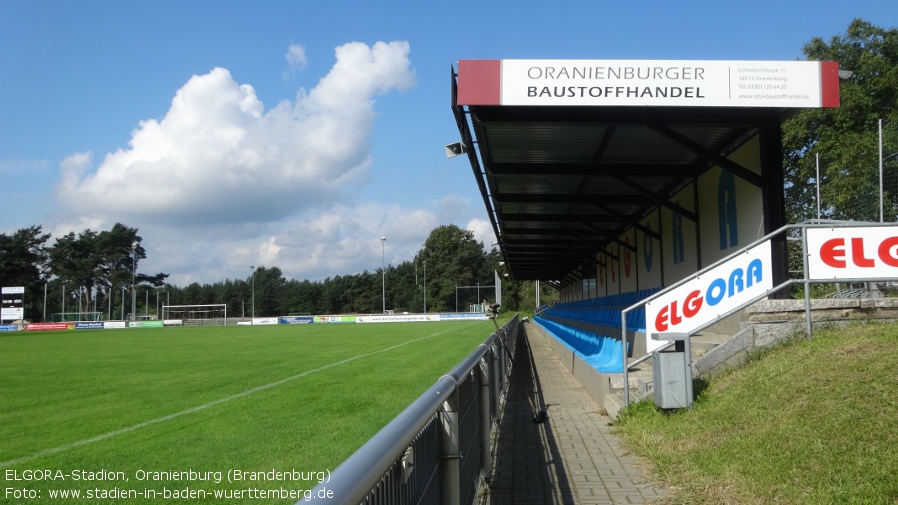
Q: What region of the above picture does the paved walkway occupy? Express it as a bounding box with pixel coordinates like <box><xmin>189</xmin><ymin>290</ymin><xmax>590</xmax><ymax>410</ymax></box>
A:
<box><xmin>482</xmin><ymin>323</ymin><xmax>664</xmax><ymax>505</ymax></box>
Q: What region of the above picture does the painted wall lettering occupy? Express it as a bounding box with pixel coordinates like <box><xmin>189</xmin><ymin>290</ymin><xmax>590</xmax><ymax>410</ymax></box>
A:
<box><xmin>672</xmin><ymin>206</ymin><xmax>684</xmax><ymax>264</ymax></box>
<box><xmin>624</xmin><ymin>235</ymin><xmax>632</xmax><ymax>278</ymax></box>
<box><xmin>718</xmin><ymin>171</ymin><xmax>738</xmax><ymax>250</ymax></box>
<box><xmin>643</xmin><ymin>222</ymin><xmax>654</xmax><ymax>272</ymax></box>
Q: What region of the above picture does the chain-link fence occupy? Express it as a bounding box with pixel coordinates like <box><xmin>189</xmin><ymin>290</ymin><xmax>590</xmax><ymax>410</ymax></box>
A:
<box><xmin>812</xmin><ymin>118</ymin><xmax>898</xmax><ymax>222</ymax></box>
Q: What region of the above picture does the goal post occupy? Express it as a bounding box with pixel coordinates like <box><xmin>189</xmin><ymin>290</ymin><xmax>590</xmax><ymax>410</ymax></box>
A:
<box><xmin>162</xmin><ymin>304</ymin><xmax>228</xmax><ymax>326</ymax></box>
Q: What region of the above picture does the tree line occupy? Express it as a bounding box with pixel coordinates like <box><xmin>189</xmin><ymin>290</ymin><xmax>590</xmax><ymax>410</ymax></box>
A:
<box><xmin>0</xmin><ymin>223</ymin><xmax>551</xmax><ymax>322</ymax></box>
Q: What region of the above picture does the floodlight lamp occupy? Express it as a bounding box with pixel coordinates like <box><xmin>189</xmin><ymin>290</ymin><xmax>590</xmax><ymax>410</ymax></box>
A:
<box><xmin>444</xmin><ymin>141</ymin><xmax>466</xmax><ymax>158</ymax></box>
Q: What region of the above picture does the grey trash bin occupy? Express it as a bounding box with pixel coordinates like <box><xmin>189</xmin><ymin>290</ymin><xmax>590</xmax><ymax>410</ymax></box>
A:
<box><xmin>651</xmin><ymin>333</ymin><xmax>693</xmax><ymax>410</ymax></box>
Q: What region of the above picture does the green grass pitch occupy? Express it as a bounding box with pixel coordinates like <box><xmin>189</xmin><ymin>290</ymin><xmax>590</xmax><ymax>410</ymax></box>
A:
<box><xmin>0</xmin><ymin>321</ymin><xmax>498</xmax><ymax>503</ymax></box>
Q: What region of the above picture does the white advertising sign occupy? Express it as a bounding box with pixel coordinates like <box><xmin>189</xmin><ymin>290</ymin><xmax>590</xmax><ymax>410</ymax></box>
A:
<box><xmin>501</xmin><ymin>60</ymin><xmax>827</xmax><ymax>107</ymax></box>
<box><xmin>806</xmin><ymin>226</ymin><xmax>898</xmax><ymax>280</ymax></box>
<box><xmin>644</xmin><ymin>240</ymin><xmax>773</xmax><ymax>350</ymax></box>
<box><xmin>357</xmin><ymin>314</ymin><xmax>441</xmax><ymax>323</ymax></box>
<box><xmin>1</xmin><ymin>286</ymin><xmax>25</xmax><ymax>322</ymax></box>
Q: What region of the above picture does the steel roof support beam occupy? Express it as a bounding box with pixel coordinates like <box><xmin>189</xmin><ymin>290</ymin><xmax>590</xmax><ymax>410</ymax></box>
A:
<box><xmin>486</xmin><ymin>163</ymin><xmax>700</xmax><ymax>177</ymax></box>
<box><xmin>647</xmin><ymin>124</ymin><xmax>765</xmax><ymax>188</ymax></box>
<box><xmin>609</xmin><ymin>174</ymin><xmax>697</xmax><ymax>225</ymax></box>
<box><xmin>580</xmin><ymin>224</ymin><xmax>632</xmax><ymax>255</ymax></box>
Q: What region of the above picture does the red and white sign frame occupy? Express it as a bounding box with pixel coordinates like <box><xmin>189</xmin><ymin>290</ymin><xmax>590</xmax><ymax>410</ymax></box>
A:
<box><xmin>806</xmin><ymin>226</ymin><xmax>898</xmax><ymax>280</ymax></box>
<box><xmin>457</xmin><ymin>59</ymin><xmax>840</xmax><ymax>108</ymax></box>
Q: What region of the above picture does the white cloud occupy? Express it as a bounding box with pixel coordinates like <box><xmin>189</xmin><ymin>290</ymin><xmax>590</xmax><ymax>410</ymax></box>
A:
<box><xmin>437</xmin><ymin>194</ymin><xmax>472</xmax><ymax>222</ymax></box>
<box><xmin>135</xmin><ymin>200</ymin><xmax>442</xmax><ymax>284</ymax></box>
<box><xmin>257</xmin><ymin>236</ymin><xmax>283</xmax><ymax>265</ymax></box>
<box><xmin>56</xmin><ymin>41</ymin><xmax>416</xmax><ymax>228</ymax></box>
<box><xmin>285</xmin><ymin>43</ymin><xmax>308</xmax><ymax>71</ymax></box>
<box><xmin>466</xmin><ymin>217</ymin><xmax>497</xmax><ymax>249</ymax></box>
<box><xmin>59</xmin><ymin>151</ymin><xmax>93</xmax><ymax>185</ymax></box>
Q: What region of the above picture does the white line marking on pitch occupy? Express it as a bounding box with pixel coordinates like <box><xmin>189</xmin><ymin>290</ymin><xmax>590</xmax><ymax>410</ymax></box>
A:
<box><xmin>1</xmin><ymin>323</ymin><xmax>478</xmax><ymax>468</ymax></box>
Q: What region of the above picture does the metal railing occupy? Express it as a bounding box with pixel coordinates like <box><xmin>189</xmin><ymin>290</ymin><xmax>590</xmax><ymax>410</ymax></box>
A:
<box><xmin>305</xmin><ymin>315</ymin><xmax>520</xmax><ymax>505</ymax></box>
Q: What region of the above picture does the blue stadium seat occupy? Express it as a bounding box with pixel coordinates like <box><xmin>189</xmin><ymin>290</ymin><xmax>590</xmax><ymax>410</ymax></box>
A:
<box><xmin>534</xmin><ymin>317</ymin><xmax>627</xmax><ymax>373</ymax></box>
<box><xmin>546</xmin><ymin>288</ymin><xmax>660</xmax><ymax>330</ymax></box>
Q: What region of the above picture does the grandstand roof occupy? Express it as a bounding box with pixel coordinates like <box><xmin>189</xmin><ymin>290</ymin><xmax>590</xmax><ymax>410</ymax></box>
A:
<box><xmin>450</xmin><ymin>59</ymin><xmax>840</xmax><ymax>285</ymax></box>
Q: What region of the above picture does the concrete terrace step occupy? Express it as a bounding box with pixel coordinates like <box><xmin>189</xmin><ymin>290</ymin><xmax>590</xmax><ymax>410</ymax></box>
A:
<box><xmin>690</xmin><ymin>331</ymin><xmax>731</xmax><ymax>358</ymax></box>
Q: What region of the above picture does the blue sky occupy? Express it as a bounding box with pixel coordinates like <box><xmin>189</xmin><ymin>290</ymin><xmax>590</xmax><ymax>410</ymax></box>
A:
<box><xmin>2</xmin><ymin>1</ymin><xmax>895</xmax><ymax>286</ymax></box>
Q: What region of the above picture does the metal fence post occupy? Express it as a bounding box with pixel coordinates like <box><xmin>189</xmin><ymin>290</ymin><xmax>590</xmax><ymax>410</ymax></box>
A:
<box><xmin>439</xmin><ymin>391</ymin><xmax>461</xmax><ymax>505</ymax></box>
<box><xmin>478</xmin><ymin>359</ymin><xmax>492</xmax><ymax>476</ymax></box>
<box><xmin>496</xmin><ymin>333</ymin><xmax>507</xmax><ymax>382</ymax></box>
<box><xmin>802</xmin><ymin>226</ymin><xmax>813</xmax><ymax>338</ymax></box>
<box><xmin>490</xmin><ymin>345</ymin><xmax>500</xmax><ymax>416</ymax></box>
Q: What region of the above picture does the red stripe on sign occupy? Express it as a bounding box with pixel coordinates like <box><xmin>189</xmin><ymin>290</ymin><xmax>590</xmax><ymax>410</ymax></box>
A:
<box><xmin>820</xmin><ymin>61</ymin><xmax>840</xmax><ymax>108</ymax></box>
<box><xmin>457</xmin><ymin>60</ymin><xmax>500</xmax><ymax>105</ymax></box>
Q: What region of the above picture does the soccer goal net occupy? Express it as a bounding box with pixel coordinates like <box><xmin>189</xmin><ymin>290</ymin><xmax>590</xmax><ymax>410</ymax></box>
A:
<box><xmin>162</xmin><ymin>304</ymin><xmax>228</xmax><ymax>326</ymax></box>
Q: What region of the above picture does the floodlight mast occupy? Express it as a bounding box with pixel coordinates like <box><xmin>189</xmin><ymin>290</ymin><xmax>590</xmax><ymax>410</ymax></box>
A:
<box><xmin>61</xmin><ymin>279</ymin><xmax>68</xmax><ymax>320</ymax></box>
<box><xmin>381</xmin><ymin>237</ymin><xmax>387</xmax><ymax>314</ymax></box>
<box><xmin>131</xmin><ymin>241</ymin><xmax>137</xmax><ymax>321</ymax></box>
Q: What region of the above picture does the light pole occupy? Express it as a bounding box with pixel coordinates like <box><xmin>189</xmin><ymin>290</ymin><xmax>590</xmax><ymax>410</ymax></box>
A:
<box><xmin>380</xmin><ymin>237</ymin><xmax>386</xmax><ymax>314</ymax></box>
<box><xmin>423</xmin><ymin>260</ymin><xmax>427</xmax><ymax>313</ymax></box>
<box><xmin>131</xmin><ymin>241</ymin><xmax>137</xmax><ymax>321</ymax></box>
<box><xmin>61</xmin><ymin>280</ymin><xmax>68</xmax><ymax>321</ymax></box>
<box><xmin>250</xmin><ymin>266</ymin><xmax>255</xmax><ymax>318</ymax></box>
